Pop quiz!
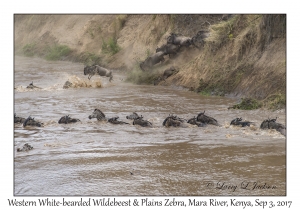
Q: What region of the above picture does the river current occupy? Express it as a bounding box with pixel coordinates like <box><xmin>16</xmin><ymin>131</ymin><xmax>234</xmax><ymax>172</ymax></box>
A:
<box><xmin>14</xmin><ymin>56</ymin><xmax>286</xmax><ymax>196</ymax></box>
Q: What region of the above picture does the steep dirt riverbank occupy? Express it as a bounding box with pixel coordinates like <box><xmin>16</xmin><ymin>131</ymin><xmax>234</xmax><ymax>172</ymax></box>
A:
<box><xmin>14</xmin><ymin>14</ymin><xmax>286</xmax><ymax>109</ymax></box>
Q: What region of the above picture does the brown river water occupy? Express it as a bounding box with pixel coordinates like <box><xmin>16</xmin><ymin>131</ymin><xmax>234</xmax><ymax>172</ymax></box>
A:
<box><xmin>14</xmin><ymin>56</ymin><xmax>286</xmax><ymax>196</ymax></box>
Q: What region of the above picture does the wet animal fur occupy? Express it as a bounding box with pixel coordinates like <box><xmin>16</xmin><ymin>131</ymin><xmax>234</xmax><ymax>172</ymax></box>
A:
<box><xmin>196</xmin><ymin>111</ymin><xmax>220</xmax><ymax>126</ymax></box>
<box><xmin>260</xmin><ymin>117</ymin><xmax>286</xmax><ymax>136</ymax></box>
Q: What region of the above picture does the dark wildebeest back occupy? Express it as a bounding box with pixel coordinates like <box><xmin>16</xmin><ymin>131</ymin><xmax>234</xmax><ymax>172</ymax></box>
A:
<box><xmin>108</xmin><ymin>117</ymin><xmax>129</xmax><ymax>125</ymax></box>
<box><xmin>133</xmin><ymin>116</ymin><xmax>153</xmax><ymax>127</ymax></box>
<box><xmin>23</xmin><ymin>116</ymin><xmax>43</xmax><ymax>127</ymax></box>
<box><xmin>187</xmin><ymin>116</ymin><xmax>206</xmax><ymax>127</ymax></box>
<box><xmin>140</xmin><ymin>51</ymin><xmax>165</xmax><ymax>71</ymax></box>
<box><xmin>17</xmin><ymin>143</ymin><xmax>33</xmax><ymax>152</ymax></box>
<box><xmin>230</xmin><ymin>118</ymin><xmax>253</xmax><ymax>127</ymax></box>
<box><xmin>58</xmin><ymin>115</ymin><xmax>81</xmax><ymax>124</ymax></box>
<box><xmin>14</xmin><ymin>113</ymin><xmax>26</xmax><ymax>124</ymax></box>
<box><xmin>162</xmin><ymin>114</ymin><xmax>186</xmax><ymax>127</ymax></box>
<box><xmin>26</xmin><ymin>81</ymin><xmax>42</xmax><ymax>89</ymax></box>
<box><xmin>196</xmin><ymin>111</ymin><xmax>220</xmax><ymax>126</ymax></box>
<box><xmin>260</xmin><ymin>118</ymin><xmax>286</xmax><ymax>136</ymax></box>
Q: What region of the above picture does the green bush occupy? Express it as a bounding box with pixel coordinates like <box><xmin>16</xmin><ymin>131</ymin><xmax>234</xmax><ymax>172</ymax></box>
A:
<box><xmin>45</xmin><ymin>44</ymin><xmax>71</xmax><ymax>60</ymax></box>
<box><xmin>102</xmin><ymin>37</ymin><xmax>121</xmax><ymax>55</ymax></box>
<box><xmin>22</xmin><ymin>43</ymin><xmax>36</xmax><ymax>57</ymax></box>
<box><xmin>229</xmin><ymin>98</ymin><xmax>262</xmax><ymax>110</ymax></box>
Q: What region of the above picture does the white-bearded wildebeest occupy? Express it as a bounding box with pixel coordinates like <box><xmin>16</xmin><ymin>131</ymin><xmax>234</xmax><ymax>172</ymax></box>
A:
<box><xmin>156</xmin><ymin>43</ymin><xmax>181</xmax><ymax>58</ymax></box>
<box><xmin>14</xmin><ymin>113</ymin><xmax>26</xmax><ymax>124</ymax></box>
<box><xmin>167</xmin><ymin>33</ymin><xmax>193</xmax><ymax>47</ymax></box>
<box><xmin>196</xmin><ymin>111</ymin><xmax>220</xmax><ymax>126</ymax></box>
<box><xmin>133</xmin><ymin>115</ymin><xmax>153</xmax><ymax>127</ymax></box>
<box><xmin>26</xmin><ymin>81</ymin><xmax>42</xmax><ymax>89</ymax></box>
<box><xmin>140</xmin><ymin>51</ymin><xmax>165</xmax><ymax>71</ymax></box>
<box><xmin>23</xmin><ymin>116</ymin><xmax>43</xmax><ymax>127</ymax></box>
<box><xmin>162</xmin><ymin>114</ymin><xmax>186</xmax><ymax>127</ymax></box>
<box><xmin>260</xmin><ymin>117</ymin><xmax>286</xmax><ymax>136</ymax></box>
<box><xmin>108</xmin><ymin>117</ymin><xmax>129</xmax><ymax>125</ymax></box>
<box><xmin>84</xmin><ymin>65</ymin><xmax>113</xmax><ymax>82</ymax></box>
<box><xmin>230</xmin><ymin>117</ymin><xmax>254</xmax><ymax>127</ymax></box>
<box><xmin>17</xmin><ymin>143</ymin><xmax>33</xmax><ymax>152</ymax></box>
<box><xmin>187</xmin><ymin>116</ymin><xmax>206</xmax><ymax>127</ymax></box>
<box><xmin>58</xmin><ymin>115</ymin><xmax>81</xmax><ymax>124</ymax></box>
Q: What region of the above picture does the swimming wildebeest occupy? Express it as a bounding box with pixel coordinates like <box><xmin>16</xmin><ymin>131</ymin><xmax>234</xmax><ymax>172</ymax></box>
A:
<box><xmin>133</xmin><ymin>115</ymin><xmax>153</xmax><ymax>127</ymax></box>
<box><xmin>17</xmin><ymin>143</ymin><xmax>33</xmax><ymax>152</ymax></box>
<box><xmin>140</xmin><ymin>51</ymin><xmax>165</xmax><ymax>71</ymax></box>
<box><xmin>23</xmin><ymin>116</ymin><xmax>43</xmax><ymax>127</ymax></box>
<box><xmin>88</xmin><ymin>109</ymin><xmax>107</xmax><ymax>121</ymax></box>
<box><xmin>260</xmin><ymin>117</ymin><xmax>286</xmax><ymax>136</ymax></box>
<box><xmin>167</xmin><ymin>33</ymin><xmax>193</xmax><ymax>47</ymax></box>
<box><xmin>26</xmin><ymin>81</ymin><xmax>42</xmax><ymax>89</ymax></box>
<box><xmin>230</xmin><ymin>118</ymin><xmax>254</xmax><ymax>127</ymax></box>
<box><xmin>14</xmin><ymin>113</ymin><xmax>26</xmax><ymax>124</ymax></box>
<box><xmin>156</xmin><ymin>43</ymin><xmax>181</xmax><ymax>57</ymax></box>
<box><xmin>162</xmin><ymin>114</ymin><xmax>186</xmax><ymax>127</ymax></box>
<box><xmin>196</xmin><ymin>111</ymin><xmax>220</xmax><ymax>126</ymax></box>
<box><xmin>84</xmin><ymin>65</ymin><xmax>113</xmax><ymax>81</ymax></box>
<box><xmin>63</xmin><ymin>80</ymin><xmax>73</xmax><ymax>89</ymax></box>
<box><xmin>187</xmin><ymin>116</ymin><xmax>206</xmax><ymax>127</ymax></box>
<box><xmin>58</xmin><ymin>115</ymin><xmax>81</xmax><ymax>124</ymax></box>
<box><xmin>126</xmin><ymin>112</ymin><xmax>139</xmax><ymax>120</ymax></box>
<box><xmin>108</xmin><ymin>117</ymin><xmax>129</xmax><ymax>125</ymax></box>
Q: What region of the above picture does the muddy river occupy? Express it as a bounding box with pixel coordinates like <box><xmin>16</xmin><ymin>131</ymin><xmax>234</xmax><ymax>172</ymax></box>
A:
<box><xmin>14</xmin><ymin>56</ymin><xmax>286</xmax><ymax>196</ymax></box>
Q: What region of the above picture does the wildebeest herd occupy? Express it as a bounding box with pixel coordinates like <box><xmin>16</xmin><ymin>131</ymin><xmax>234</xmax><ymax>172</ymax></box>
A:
<box><xmin>15</xmin><ymin>33</ymin><xmax>286</xmax><ymax>153</ymax></box>
<box><xmin>140</xmin><ymin>30</ymin><xmax>209</xmax><ymax>71</ymax></box>
<box><xmin>15</xmin><ymin>107</ymin><xmax>286</xmax><ymax>152</ymax></box>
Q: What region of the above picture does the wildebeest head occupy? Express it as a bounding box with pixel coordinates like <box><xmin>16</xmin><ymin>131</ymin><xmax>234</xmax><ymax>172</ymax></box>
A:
<box><xmin>17</xmin><ymin>143</ymin><xmax>33</xmax><ymax>152</ymax></box>
<box><xmin>83</xmin><ymin>65</ymin><xmax>90</xmax><ymax>75</ymax></box>
<box><xmin>58</xmin><ymin>115</ymin><xmax>80</xmax><ymax>124</ymax></box>
<box><xmin>88</xmin><ymin>109</ymin><xmax>106</xmax><ymax>121</ymax></box>
<box><xmin>133</xmin><ymin>115</ymin><xmax>152</xmax><ymax>127</ymax></box>
<box><xmin>23</xmin><ymin>116</ymin><xmax>43</xmax><ymax>127</ymax></box>
<box><xmin>230</xmin><ymin>117</ymin><xmax>242</xmax><ymax>125</ymax></box>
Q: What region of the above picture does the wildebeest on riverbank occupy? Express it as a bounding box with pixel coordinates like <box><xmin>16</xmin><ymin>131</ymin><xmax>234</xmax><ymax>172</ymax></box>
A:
<box><xmin>140</xmin><ymin>51</ymin><xmax>165</xmax><ymax>71</ymax></box>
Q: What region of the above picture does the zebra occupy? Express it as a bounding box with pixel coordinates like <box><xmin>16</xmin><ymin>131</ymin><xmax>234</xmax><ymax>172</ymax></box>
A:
<box><xmin>88</xmin><ymin>109</ymin><xmax>107</xmax><ymax>121</ymax></box>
